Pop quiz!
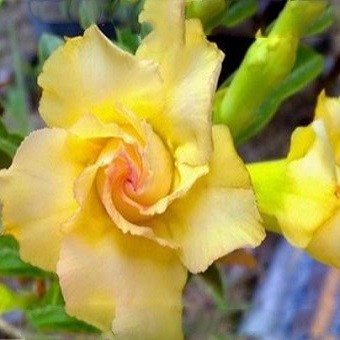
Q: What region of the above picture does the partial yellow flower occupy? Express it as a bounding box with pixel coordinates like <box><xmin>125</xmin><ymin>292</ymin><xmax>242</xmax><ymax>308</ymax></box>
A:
<box><xmin>0</xmin><ymin>0</ymin><xmax>264</xmax><ymax>337</ymax></box>
<box><xmin>248</xmin><ymin>91</ymin><xmax>340</xmax><ymax>267</ymax></box>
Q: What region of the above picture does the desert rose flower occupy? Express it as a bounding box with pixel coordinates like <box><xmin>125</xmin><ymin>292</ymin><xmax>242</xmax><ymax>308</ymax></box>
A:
<box><xmin>248</xmin><ymin>91</ymin><xmax>340</xmax><ymax>267</ymax></box>
<box><xmin>0</xmin><ymin>0</ymin><xmax>264</xmax><ymax>337</ymax></box>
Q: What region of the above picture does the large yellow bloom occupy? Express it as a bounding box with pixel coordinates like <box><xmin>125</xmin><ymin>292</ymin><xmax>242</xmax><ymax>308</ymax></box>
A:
<box><xmin>0</xmin><ymin>0</ymin><xmax>264</xmax><ymax>337</ymax></box>
<box><xmin>248</xmin><ymin>91</ymin><xmax>340</xmax><ymax>267</ymax></box>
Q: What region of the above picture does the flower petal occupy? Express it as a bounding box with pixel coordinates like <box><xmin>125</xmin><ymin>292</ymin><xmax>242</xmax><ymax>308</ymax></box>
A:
<box><xmin>137</xmin><ymin>0</ymin><xmax>184</xmax><ymax>64</ymax></box>
<box><xmin>138</xmin><ymin>1</ymin><xmax>224</xmax><ymax>165</ymax></box>
<box><xmin>306</xmin><ymin>209</ymin><xmax>340</xmax><ymax>267</ymax></box>
<box><xmin>57</xmin><ymin>189</ymin><xmax>187</xmax><ymax>338</ymax></box>
<box><xmin>166</xmin><ymin>125</ymin><xmax>265</xmax><ymax>273</ymax></box>
<box><xmin>315</xmin><ymin>91</ymin><xmax>340</xmax><ymax>163</ymax></box>
<box><xmin>38</xmin><ymin>26</ymin><xmax>164</xmax><ymax>129</ymax></box>
<box><xmin>0</xmin><ymin>129</ymin><xmax>97</xmax><ymax>271</ymax></box>
<box><xmin>279</xmin><ymin>121</ymin><xmax>338</xmax><ymax>248</ymax></box>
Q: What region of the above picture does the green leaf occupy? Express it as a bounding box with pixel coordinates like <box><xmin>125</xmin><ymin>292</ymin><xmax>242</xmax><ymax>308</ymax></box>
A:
<box><xmin>223</xmin><ymin>0</ymin><xmax>257</xmax><ymax>27</ymax></box>
<box><xmin>27</xmin><ymin>305</ymin><xmax>100</xmax><ymax>333</ymax></box>
<box><xmin>115</xmin><ymin>27</ymin><xmax>141</xmax><ymax>53</ymax></box>
<box><xmin>0</xmin><ymin>120</ymin><xmax>22</xmax><ymax>158</ymax></box>
<box><xmin>40</xmin><ymin>279</ymin><xmax>65</xmax><ymax>307</ymax></box>
<box><xmin>105</xmin><ymin>0</ymin><xmax>120</xmax><ymax>18</ymax></box>
<box><xmin>79</xmin><ymin>0</ymin><xmax>102</xmax><ymax>29</ymax></box>
<box><xmin>38</xmin><ymin>34</ymin><xmax>64</xmax><ymax>65</ymax></box>
<box><xmin>236</xmin><ymin>45</ymin><xmax>324</xmax><ymax>144</ymax></box>
<box><xmin>0</xmin><ymin>235</ymin><xmax>48</xmax><ymax>277</ymax></box>
<box><xmin>6</xmin><ymin>23</ymin><xmax>32</xmax><ymax>135</ymax></box>
<box><xmin>198</xmin><ymin>264</ymin><xmax>227</xmax><ymax>311</ymax></box>
<box><xmin>307</xmin><ymin>5</ymin><xmax>333</xmax><ymax>36</ymax></box>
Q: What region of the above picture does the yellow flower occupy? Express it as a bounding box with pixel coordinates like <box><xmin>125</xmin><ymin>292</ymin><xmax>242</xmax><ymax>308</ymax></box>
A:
<box><xmin>248</xmin><ymin>91</ymin><xmax>340</xmax><ymax>267</ymax></box>
<box><xmin>0</xmin><ymin>0</ymin><xmax>264</xmax><ymax>337</ymax></box>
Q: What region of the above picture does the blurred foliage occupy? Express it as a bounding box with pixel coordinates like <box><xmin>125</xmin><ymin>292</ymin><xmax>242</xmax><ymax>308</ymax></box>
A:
<box><xmin>0</xmin><ymin>283</ymin><xmax>36</xmax><ymax>315</ymax></box>
<box><xmin>223</xmin><ymin>0</ymin><xmax>257</xmax><ymax>27</ymax></box>
<box><xmin>38</xmin><ymin>34</ymin><xmax>64</xmax><ymax>66</ymax></box>
<box><xmin>186</xmin><ymin>0</ymin><xmax>258</xmax><ymax>34</ymax></box>
<box><xmin>307</xmin><ymin>4</ymin><xmax>333</xmax><ymax>36</ymax></box>
<box><xmin>0</xmin><ymin>0</ymin><xmax>335</xmax><ymax>337</ymax></box>
<box><xmin>3</xmin><ymin>23</ymin><xmax>32</xmax><ymax>135</ymax></box>
<box><xmin>198</xmin><ymin>264</ymin><xmax>227</xmax><ymax>312</ymax></box>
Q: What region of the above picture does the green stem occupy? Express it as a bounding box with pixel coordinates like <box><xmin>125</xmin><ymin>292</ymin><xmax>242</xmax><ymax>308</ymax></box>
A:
<box><xmin>247</xmin><ymin>159</ymin><xmax>287</xmax><ymax>234</ymax></box>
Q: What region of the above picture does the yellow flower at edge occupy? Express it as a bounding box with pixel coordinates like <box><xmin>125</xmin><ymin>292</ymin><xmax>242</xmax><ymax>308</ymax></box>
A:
<box><xmin>248</xmin><ymin>91</ymin><xmax>340</xmax><ymax>267</ymax></box>
<box><xmin>0</xmin><ymin>0</ymin><xmax>265</xmax><ymax>338</ymax></box>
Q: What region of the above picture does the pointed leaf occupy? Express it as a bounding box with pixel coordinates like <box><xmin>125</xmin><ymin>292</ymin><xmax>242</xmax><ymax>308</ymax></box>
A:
<box><xmin>223</xmin><ymin>0</ymin><xmax>257</xmax><ymax>27</ymax></box>
<box><xmin>0</xmin><ymin>235</ymin><xmax>48</xmax><ymax>277</ymax></box>
<box><xmin>0</xmin><ymin>120</ymin><xmax>22</xmax><ymax>158</ymax></box>
<box><xmin>307</xmin><ymin>5</ymin><xmax>333</xmax><ymax>36</ymax></box>
<box><xmin>27</xmin><ymin>305</ymin><xmax>100</xmax><ymax>333</ymax></box>
<box><xmin>198</xmin><ymin>264</ymin><xmax>227</xmax><ymax>311</ymax></box>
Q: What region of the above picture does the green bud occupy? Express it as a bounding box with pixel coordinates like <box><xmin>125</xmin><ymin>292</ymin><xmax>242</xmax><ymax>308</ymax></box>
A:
<box><xmin>186</xmin><ymin>0</ymin><xmax>226</xmax><ymax>25</ymax></box>
<box><xmin>271</xmin><ymin>0</ymin><xmax>329</xmax><ymax>37</ymax></box>
<box><xmin>213</xmin><ymin>0</ymin><xmax>329</xmax><ymax>141</ymax></box>
<box><xmin>214</xmin><ymin>34</ymin><xmax>298</xmax><ymax>136</ymax></box>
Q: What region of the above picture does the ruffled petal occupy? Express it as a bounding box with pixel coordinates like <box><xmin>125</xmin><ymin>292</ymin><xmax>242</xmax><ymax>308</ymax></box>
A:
<box><xmin>0</xmin><ymin>129</ymin><xmax>97</xmax><ymax>271</ymax></box>
<box><xmin>138</xmin><ymin>1</ymin><xmax>224</xmax><ymax>165</ymax></box>
<box><xmin>315</xmin><ymin>91</ymin><xmax>340</xmax><ymax>163</ymax></box>
<box><xmin>279</xmin><ymin>121</ymin><xmax>338</xmax><ymax>248</ymax></box>
<box><xmin>57</xmin><ymin>189</ymin><xmax>187</xmax><ymax>338</ymax></box>
<box><xmin>166</xmin><ymin>125</ymin><xmax>264</xmax><ymax>273</ymax></box>
<box><xmin>38</xmin><ymin>26</ymin><xmax>164</xmax><ymax>129</ymax></box>
<box><xmin>137</xmin><ymin>0</ymin><xmax>184</xmax><ymax>65</ymax></box>
<box><xmin>307</xmin><ymin>210</ymin><xmax>340</xmax><ymax>267</ymax></box>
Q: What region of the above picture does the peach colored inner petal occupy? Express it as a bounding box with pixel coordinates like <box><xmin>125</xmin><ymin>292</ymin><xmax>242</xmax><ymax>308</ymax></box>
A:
<box><xmin>83</xmin><ymin>132</ymin><xmax>176</xmax><ymax>249</ymax></box>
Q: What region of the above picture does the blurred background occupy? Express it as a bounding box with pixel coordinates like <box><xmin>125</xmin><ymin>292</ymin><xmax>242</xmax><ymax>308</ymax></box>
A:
<box><xmin>0</xmin><ymin>0</ymin><xmax>339</xmax><ymax>338</ymax></box>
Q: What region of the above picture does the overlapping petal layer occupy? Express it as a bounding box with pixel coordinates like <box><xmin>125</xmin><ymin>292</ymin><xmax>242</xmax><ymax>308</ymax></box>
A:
<box><xmin>58</xmin><ymin>188</ymin><xmax>187</xmax><ymax>338</ymax></box>
<box><xmin>307</xmin><ymin>210</ymin><xmax>340</xmax><ymax>266</ymax></box>
<box><xmin>280</xmin><ymin>121</ymin><xmax>338</xmax><ymax>247</ymax></box>
<box><xmin>315</xmin><ymin>91</ymin><xmax>340</xmax><ymax>162</ymax></box>
<box><xmin>138</xmin><ymin>0</ymin><xmax>224</xmax><ymax>165</ymax></box>
<box><xmin>166</xmin><ymin>125</ymin><xmax>264</xmax><ymax>273</ymax></box>
<box><xmin>38</xmin><ymin>26</ymin><xmax>164</xmax><ymax>129</ymax></box>
<box><xmin>0</xmin><ymin>129</ymin><xmax>101</xmax><ymax>271</ymax></box>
